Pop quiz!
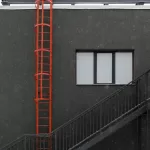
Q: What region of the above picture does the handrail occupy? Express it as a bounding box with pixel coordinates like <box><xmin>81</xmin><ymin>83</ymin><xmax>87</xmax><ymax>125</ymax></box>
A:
<box><xmin>0</xmin><ymin>135</ymin><xmax>26</xmax><ymax>150</ymax></box>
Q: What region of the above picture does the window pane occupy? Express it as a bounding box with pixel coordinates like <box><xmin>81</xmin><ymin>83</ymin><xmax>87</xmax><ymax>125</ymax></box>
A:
<box><xmin>97</xmin><ymin>53</ymin><xmax>112</xmax><ymax>83</ymax></box>
<box><xmin>115</xmin><ymin>52</ymin><xmax>132</xmax><ymax>84</ymax></box>
<box><xmin>76</xmin><ymin>52</ymin><xmax>94</xmax><ymax>84</ymax></box>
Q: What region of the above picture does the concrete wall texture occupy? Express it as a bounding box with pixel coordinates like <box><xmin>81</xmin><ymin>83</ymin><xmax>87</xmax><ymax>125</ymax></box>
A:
<box><xmin>0</xmin><ymin>9</ymin><xmax>150</xmax><ymax>149</ymax></box>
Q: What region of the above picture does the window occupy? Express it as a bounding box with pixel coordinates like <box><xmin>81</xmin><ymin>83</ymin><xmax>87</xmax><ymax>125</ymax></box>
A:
<box><xmin>97</xmin><ymin>53</ymin><xmax>112</xmax><ymax>84</ymax></box>
<box><xmin>76</xmin><ymin>51</ymin><xmax>133</xmax><ymax>85</ymax></box>
<box><xmin>76</xmin><ymin>52</ymin><xmax>93</xmax><ymax>84</ymax></box>
<box><xmin>115</xmin><ymin>52</ymin><xmax>133</xmax><ymax>84</ymax></box>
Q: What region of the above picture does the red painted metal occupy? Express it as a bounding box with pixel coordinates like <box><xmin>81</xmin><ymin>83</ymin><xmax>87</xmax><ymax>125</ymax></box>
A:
<box><xmin>34</xmin><ymin>0</ymin><xmax>53</xmax><ymax>135</ymax></box>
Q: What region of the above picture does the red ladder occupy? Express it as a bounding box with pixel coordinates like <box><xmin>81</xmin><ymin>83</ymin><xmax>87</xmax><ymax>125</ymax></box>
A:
<box><xmin>34</xmin><ymin>0</ymin><xmax>53</xmax><ymax>135</ymax></box>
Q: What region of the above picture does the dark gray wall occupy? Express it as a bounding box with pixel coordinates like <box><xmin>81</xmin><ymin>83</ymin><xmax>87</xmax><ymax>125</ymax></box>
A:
<box><xmin>52</xmin><ymin>9</ymin><xmax>150</xmax><ymax>128</ymax></box>
<box><xmin>0</xmin><ymin>9</ymin><xmax>150</xmax><ymax>149</ymax></box>
<box><xmin>0</xmin><ymin>10</ymin><xmax>35</xmax><ymax>146</ymax></box>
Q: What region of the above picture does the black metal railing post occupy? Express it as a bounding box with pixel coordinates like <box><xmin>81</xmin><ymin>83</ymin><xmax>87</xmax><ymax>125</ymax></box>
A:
<box><xmin>24</xmin><ymin>135</ymin><xmax>27</xmax><ymax>150</ymax></box>
<box><xmin>55</xmin><ymin>133</ymin><xmax>57</xmax><ymax>150</ymax></box>
<box><xmin>145</xmin><ymin>72</ymin><xmax>150</xmax><ymax>150</ymax></box>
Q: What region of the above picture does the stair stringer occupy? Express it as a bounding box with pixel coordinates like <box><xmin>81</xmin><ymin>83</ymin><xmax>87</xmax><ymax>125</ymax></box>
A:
<box><xmin>70</xmin><ymin>103</ymin><xmax>147</xmax><ymax>150</ymax></box>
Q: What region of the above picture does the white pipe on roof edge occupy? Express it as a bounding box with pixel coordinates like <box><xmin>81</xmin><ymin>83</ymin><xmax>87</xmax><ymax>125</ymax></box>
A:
<box><xmin>0</xmin><ymin>3</ymin><xmax>150</xmax><ymax>9</ymax></box>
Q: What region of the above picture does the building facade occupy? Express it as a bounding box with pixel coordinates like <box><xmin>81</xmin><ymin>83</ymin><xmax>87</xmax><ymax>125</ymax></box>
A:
<box><xmin>0</xmin><ymin>6</ymin><xmax>150</xmax><ymax>149</ymax></box>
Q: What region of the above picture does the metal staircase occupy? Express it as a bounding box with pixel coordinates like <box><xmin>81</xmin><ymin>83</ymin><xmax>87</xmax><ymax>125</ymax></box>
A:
<box><xmin>0</xmin><ymin>69</ymin><xmax>150</xmax><ymax>150</ymax></box>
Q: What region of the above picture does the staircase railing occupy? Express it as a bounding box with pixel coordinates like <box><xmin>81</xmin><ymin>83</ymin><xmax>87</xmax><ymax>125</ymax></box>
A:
<box><xmin>0</xmin><ymin>134</ymin><xmax>51</xmax><ymax>150</ymax></box>
<box><xmin>1</xmin><ymin>69</ymin><xmax>150</xmax><ymax>150</ymax></box>
<box><xmin>0</xmin><ymin>135</ymin><xmax>26</xmax><ymax>150</ymax></box>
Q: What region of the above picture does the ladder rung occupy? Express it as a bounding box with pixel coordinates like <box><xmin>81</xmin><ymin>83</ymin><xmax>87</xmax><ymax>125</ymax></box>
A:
<box><xmin>38</xmin><ymin>92</ymin><xmax>49</xmax><ymax>94</ymax></box>
<box><xmin>38</xmin><ymin>63</ymin><xmax>49</xmax><ymax>66</ymax></box>
<box><xmin>38</xmin><ymin>56</ymin><xmax>49</xmax><ymax>58</ymax></box>
<box><xmin>39</xmin><ymin>117</ymin><xmax>49</xmax><ymax>119</ymax></box>
<box><xmin>39</xmin><ymin>109</ymin><xmax>49</xmax><ymax>112</ymax></box>
<box><xmin>39</xmin><ymin>102</ymin><xmax>49</xmax><ymax>104</ymax></box>
<box><xmin>39</xmin><ymin>32</ymin><xmax>50</xmax><ymax>34</ymax></box>
<box><xmin>38</xmin><ymin>87</ymin><xmax>49</xmax><ymax>88</ymax></box>
<box><xmin>36</xmin><ymin>73</ymin><xmax>51</xmax><ymax>75</ymax></box>
<box><xmin>40</xmin><ymin>71</ymin><xmax>49</xmax><ymax>73</ymax></box>
<box><xmin>38</xmin><ymin>40</ymin><xmax>50</xmax><ymax>42</ymax></box>
<box><xmin>36</xmin><ymin>71</ymin><xmax>50</xmax><ymax>74</ymax></box>
<box><xmin>39</xmin><ymin>16</ymin><xmax>50</xmax><ymax>19</ymax></box>
<box><xmin>38</xmin><ymin>79</ymin><xmax>49</xmax><ymax>81</ymax></box>
<box><xmin>35</xmin><ymin>98</ymin><xmax>49</xmax><ymax>101</ymax></box>
<box><xmin>38</xmin><ymin>125</ymin><xmax>49</xmax><ymax>127</ymax></box>
<box><xmin>37</xmin><ymin>72</ymin><xmax>49</xmax><ymax>75</ymax></box>
<box><xmin>37</xmin><ymin>132</ymin><xmax>48</xmax><ymax>134</ymax></box>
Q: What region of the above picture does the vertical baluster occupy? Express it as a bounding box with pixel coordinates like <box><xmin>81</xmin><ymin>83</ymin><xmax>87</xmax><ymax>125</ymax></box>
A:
<box><xmin>62</xmin><ymin>127</ymin><xmax>65</xmax><ymax>150</ymax></box>
<box><xmin>100</xmin><ymin>103</ymin><xmax>103</xmax><ymax>129</ymax></box>
<box><xmin>24</xmin><ymin>136</ymin><xmax>26</xmax><ymax>150</ymax></box>
<box><xmin>125</xmin><ymin>91</ymin><xmax>127</xmax><ymax>114</ymax></box>
<box><xmin>138</xmin><ymin>79</ymin><xmax>140</xmax><ymax>105</ymax></box>
<box><xmin>86</xmin><ymin>113</ymin><xmax>88</xmax><ymax>138</ymax></box>
<box><xmin>117</xmin><ymin>95</ymin><xmax>120</xmax><ymax>118</ymax></box>
<box><xmin>97</xmin><ymin>106</ymin><xmax>100</xmax><ymax>131</ymax></box>
<box><xmin>27</xmin><ymin>137</ymin><xmax>30</xmax><ymax>150</ymax></box>
<box><xmin>72</xmin><ymin>122</ymin><xmax>74</xmax><ymax>147</ymax></box>
<box><xmin>58</xmin><ymin>130</ymin><xmax>61</xmax><ymax>150</ymax></box>
<box><xmin>79</xmin><ymin>117</ymin><xmax>81</xmax><ymax>143</ymax></box>
<box><xmin>90</xmin><ymin>110</ymin><xmax>92</xmax><ymax>136</ymax></box>
<box><xmin>123</xmin><ymin>93</ymin><xmax>125</xmax><ymax>114</ymax></box>
<box><xmin>55</xmin><ymin>132</ymin><xmax>57</xmax><ymax>150</ymax></box>
<box><xmin>95</xmin><ymin>107</ymin><xmax>98</xmax><ymax>132</ymax></box>
<box><xmin>104</xmin><ymin>102</ymin><xmax>106</xmax><ymax>127</ymax></box>
<box><xmin>127</xmin><ymin>93</ymin><xmax>130</xmax><ymax>112</ymax></box>
<box><xmin>92</xmin><ymin>109</ymin><xmax>94</xmax><ymax>134</ymax></box>
<box><xmin>75</xmin><ymin>120</ymin><xmax>77</xmax><ymax>145</ymax></box>
<box><xmin>105</xmin><ymin>101</ymin><xmax>108</xmax><ymax>126</ymax></box>
<box><xmin>110</xmin><ymin>99</ymin><xmax>113</xmax><ymax>122</ymax></box>
<box><xmin>70</xmin><ymin>123</ymin><xmax>72</xmax><ymax>148</ymax></box>
<box><xmin>66</xmin><ymin>127</ymin><xmax>68</xmax><ymax>150</ymax></box>
<box><xmin>145</xmin><ymin>73</ymin><xmax>148</xmax><ymax>102</ymax></box>
<box><xmin>84</xmin><ymin>114</ymin><xmax>86</xmax><ymax>138</ymax></box>
<box><xmin>83</xmin><ymin>115</ymin><xmax>85</xmax><ymax>141</ymax></box>
<box><xmin>114</xmin><ymin>96</ymin><xmax>117</xmax><ymax>121</ymax></box>
<box><xmin>108</xmin><ymin>100</ymin><xmax>110</xmax><ymax>124</ymax></box>
<box><xmin>112</xmin><ymin>97</ymin><xmax>114</xmax><ymax>122</ymax></box>
<box><xmin>42</xmin><ymin>137</ymin><xmax>44</xmax><ymax>149</ymax></box>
